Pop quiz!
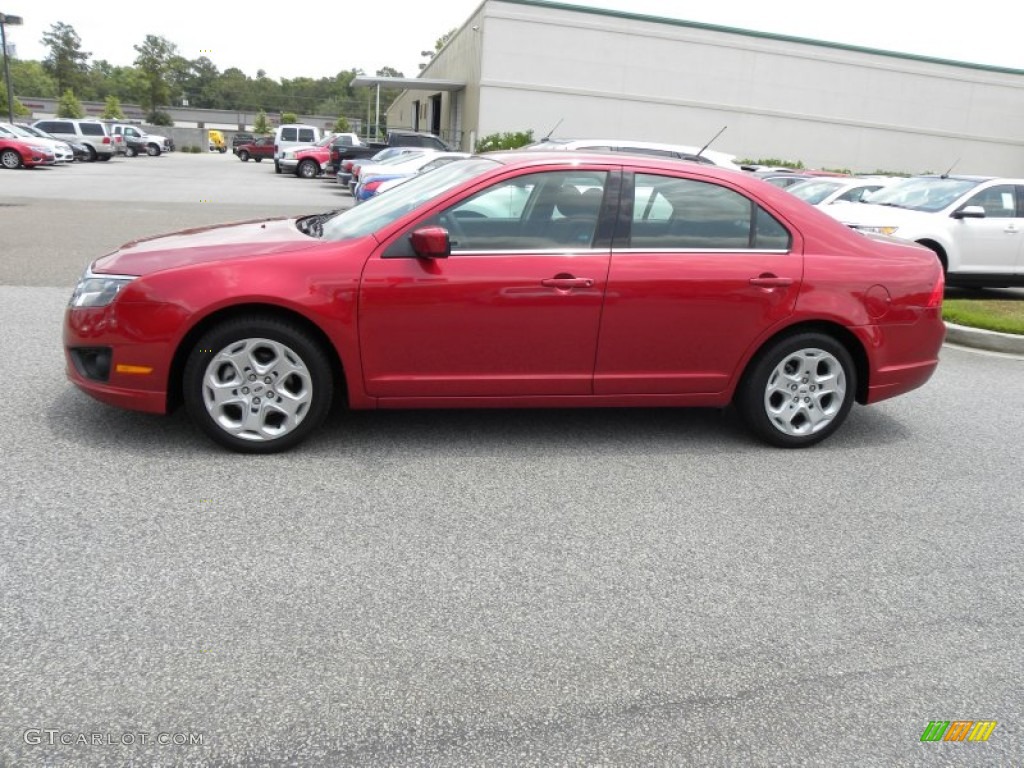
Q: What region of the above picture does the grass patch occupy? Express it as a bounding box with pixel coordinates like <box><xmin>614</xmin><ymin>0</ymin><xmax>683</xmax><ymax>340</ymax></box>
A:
<box><xmin>943</xmin><ymin>299</ymin><xmax>1024</xmax><ymax>335</ymax></box>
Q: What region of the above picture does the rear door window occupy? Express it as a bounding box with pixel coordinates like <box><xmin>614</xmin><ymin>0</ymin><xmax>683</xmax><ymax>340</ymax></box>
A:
<box><xmin>298</xmin><ymin>128</ymin><xmax>315</xmax><ymax>143</ymax></box>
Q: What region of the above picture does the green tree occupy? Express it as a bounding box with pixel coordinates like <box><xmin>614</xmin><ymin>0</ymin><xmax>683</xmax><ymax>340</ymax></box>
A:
<box><xmin>100</xmin><ymin>94</ymin><xmax>124</xmax><ymax>119</ymax></box>
<box><xmin>147</xmin><ymin>110</ymin><xmax>173</xmax><ymax>126</ymax></box>
<box><xmin>133</xmin><ymin>35</ymin><xmax>178</xmax><ymax>111</ymax></box>
<box><xmin>253</xmin><ymin>110</ymin><xmax>271</xmax><ymax>134</ymax></box>
<box><xmin>333</xmin><ymin>115</ymin><xmax>351</xmax><ymax>132</ymax></box>
<box><xmin>56</xmin><ymin>88</ymin><xmax>84</xmax><ymax>118</ymax></box>
<box><xmin>280</xmin><ymin>112</ymin><xmax>298</xmax><ymax>124</ymax></box>
<box><xmin>420</xmin><ymin>28</ymin><xmax>456</xmax><ymax>70</ymax></box>
<box><xmin>0</xmin><ymin>89</ymin><xmax>30</xmax><ymax>117</ymax></box>
<box><xmin>10</xmin><ymin>59</ymin><xmax>58</xmax><ymax>98</ymax></box>
<box><xmin>40</xmin><ymin>22</ymin><xmax>91</xmax><ymax>95</ymax></box>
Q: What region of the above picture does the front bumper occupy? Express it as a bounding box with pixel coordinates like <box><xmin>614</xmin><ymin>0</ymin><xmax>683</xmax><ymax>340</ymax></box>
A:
<box><xmin>64</xmin><ymin>302</ymin><xmax>181</xmax><ymax>415</ymax></box>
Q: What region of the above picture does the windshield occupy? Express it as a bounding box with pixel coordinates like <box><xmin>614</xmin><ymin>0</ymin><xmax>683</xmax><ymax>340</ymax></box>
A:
<box><xmin>322</xmin><ymin>157</ymin><xmax>499</xmax><ymax>241</ymax></box>
<box><xmin>788</xmin><ymin>179</ymin><xmax>844</xmax><ymax>204</ymax></box>
<box><xmin>0</xmin><ymin>123</ymin><xmax>30</xmax><ymax>138</ymax></box>
<box><xmin>866</xmin><ymin>177</ymin><xmax>982</xmax><ymax>212</ymax></box>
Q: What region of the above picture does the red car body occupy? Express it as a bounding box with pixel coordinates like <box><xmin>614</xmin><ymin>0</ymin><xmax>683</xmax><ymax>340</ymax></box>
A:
<box><xmin>0</xmin><ymin>137</ymin><xmax>57</xmax><ymax>168</ymax></box>
<box><xmin>235</xmin><ymin>137</ymin><xmax>276</xmax><ymax>161</ymax></box>
<box><xmin>64</xmin><ymin>152</ymin><xmax>945</xmax><ymax>451</ymax></box>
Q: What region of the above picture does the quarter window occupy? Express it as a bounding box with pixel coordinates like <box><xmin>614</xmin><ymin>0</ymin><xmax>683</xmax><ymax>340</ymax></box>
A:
<box><xmin>298</xmin><ymin>128</ymin><xmax>315</xmax><ymax>143</ymax></box>
<box><xmin>79</xmin><ymin>123</ymin><xmax>105</xmax><ymax>136</ymax></box>
<box><xmin>629</xmin><ymin>174</ymin><xmax>791</xmax><ymax>250</ymax></box>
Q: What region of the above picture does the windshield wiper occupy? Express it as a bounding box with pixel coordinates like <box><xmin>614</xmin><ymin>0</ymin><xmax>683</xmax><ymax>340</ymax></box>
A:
<box><xmin>298</xmin><ymin>209</ymin><xmax>345</xmax><ymax>239</ymax></box>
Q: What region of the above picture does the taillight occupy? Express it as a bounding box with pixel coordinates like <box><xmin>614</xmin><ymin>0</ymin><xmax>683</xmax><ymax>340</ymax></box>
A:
<box><xmin>102</xmin><ymin>137</ymin><xmax>111</xmax><ymax>144</ymax></box>
<box><xmin>926</xmin><ymin>270</ymin><xmax>945</xmax><ymax>309</ymax></box>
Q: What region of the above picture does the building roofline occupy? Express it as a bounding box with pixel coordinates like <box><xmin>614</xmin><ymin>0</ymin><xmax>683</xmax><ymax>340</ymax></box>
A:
<box><xmin>496</xmin><ymin>0</ymin><xmax>1024</xmax><ymax>77</ymax></box>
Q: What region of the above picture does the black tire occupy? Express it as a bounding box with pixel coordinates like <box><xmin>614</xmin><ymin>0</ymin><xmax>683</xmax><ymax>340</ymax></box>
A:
<box><xmin>254</xmin><ymin>157</ymin><xmax>262</xmax><ymax>163</ymax></box>
<box><xmin>1</xmin><ymin>148</ymin><xmax>22</xmax><ymax>169</ymax></box>
<box><xmin>238</xmin><ymin>150</ymin><xmax>250</xmax><ymax>162</ymax></box>
<box><xmin>736</xmin><ymin>332</ymin><xmax>856</xmax><ymax>448</ymax></box>
<box><xmin>126</xmin><ymin>146</ymin><xmax>138</xmax><ymax>158</ymax></box>
<box><xmin>86</xmin><ymin>145</ymin><xmax>98</xmax><ymax>162</ymax></box>
<box><xmin>297</xmin><ymin>159</ymin><xmax>319</xmax><ymax>179</ymax></box>
<box><xmin>183</xmin><ymin>316</ymin><xmax>334</xmax><ymax>453</ymax></box>
<box><xmin>146</xmin><ymin>144</ymin><xmax>161</xmax><ymax>157</ymax></box>
<box><xmin>218</xmin><ymin>146</ymin><xmax>227</xmax><ymax>153</ymax></box>
<box><xmin>274</xmin><ymin>160</ymin><xmax>282</xmax><ymax>174</ymax></box>
<box><xmin>97</xmin><ymin>154</ymin><xmax>112</xmax><ymax>161</ymax></box>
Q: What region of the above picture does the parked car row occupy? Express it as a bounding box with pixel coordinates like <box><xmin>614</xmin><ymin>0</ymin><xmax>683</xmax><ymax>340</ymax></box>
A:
<box><xmin>1</xmin><ymin>118</ymin><xmax>175</xmax><ymax>167</ymax></box>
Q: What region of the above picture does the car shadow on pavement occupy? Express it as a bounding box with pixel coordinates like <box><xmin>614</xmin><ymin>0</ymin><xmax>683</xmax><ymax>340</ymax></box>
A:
<box><xmin>45</xmin><ymin>387</ymin><xmax>917</xmax><ymax>457</ymax></box>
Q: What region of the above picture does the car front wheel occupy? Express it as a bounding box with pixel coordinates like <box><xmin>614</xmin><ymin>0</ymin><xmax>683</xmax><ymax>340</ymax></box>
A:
<box><xmin>297</xmin><ymin>159</ymin><xmax>319</xmax><ymax>179</ymax></box>
<box><xmin>183</xmin><ymin>317</ymin><xmax>334</xmax><ymax>453</ymax></box>
<box><xmin>736</xmin><ymin>332</ymin><xmax>856</xmax><ymax>448</ymax></box>
<box><xmin>238</xmin><ymin>150</ymin><xmax>250</xmax><ymax>161</ymax></box>
<box><xmin>146</xmin><ymin>144</ymin><xmax>161</xmax><ymax>157</ymax></box>
<box><xmin>274</xmin><ymin>160</ymin><xmax>282</xmax><ymax>174</ymax></box>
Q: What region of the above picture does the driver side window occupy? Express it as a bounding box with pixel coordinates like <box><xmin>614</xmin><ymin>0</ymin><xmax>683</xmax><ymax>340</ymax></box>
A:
<box><xmin>964</xmin><ymin>185</ymin><xmax>1017</xmax><ymax>219</ymax></box>
<box><xmin>426</xmin><ymin>171</ymin><xmax>609</xmax><ymax>252</ymax></box>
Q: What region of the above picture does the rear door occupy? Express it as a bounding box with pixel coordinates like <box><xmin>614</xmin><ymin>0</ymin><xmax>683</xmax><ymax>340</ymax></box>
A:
<box><xmin>594</xmin><ymin>171</ymin><xmax>802</xmax><ymax>395</ymax></box>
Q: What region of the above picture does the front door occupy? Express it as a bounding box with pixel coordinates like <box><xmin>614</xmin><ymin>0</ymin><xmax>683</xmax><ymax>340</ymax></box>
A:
<box><xmin>359</xmin><ymin>169</ymin><xmax>615</xmax><ymax>398</ymax></box>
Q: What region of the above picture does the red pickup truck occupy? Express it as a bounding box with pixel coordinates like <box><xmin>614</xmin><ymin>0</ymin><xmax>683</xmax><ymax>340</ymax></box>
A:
<box><xmin>234</xmin><ymin>137</ymin><xmax>275</xmax><ymax>162</ymax></box>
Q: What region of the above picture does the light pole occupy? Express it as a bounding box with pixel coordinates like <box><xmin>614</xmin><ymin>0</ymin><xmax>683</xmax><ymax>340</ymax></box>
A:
<box><xmin>1</xmin><ymin>11</ymin><xmax>22</xmax><ymax>124</ymax></box>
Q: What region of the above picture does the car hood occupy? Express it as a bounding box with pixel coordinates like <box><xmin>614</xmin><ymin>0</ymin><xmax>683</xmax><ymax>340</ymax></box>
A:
<box><xmin>92</xmin><ymin>217</ymin><xmax>322</xmax><ymax>276</ymax></box>
<box><xmin>825</xmin><ymin>202</ymin><xmax>944</xmax><ymax>227</ymax></box>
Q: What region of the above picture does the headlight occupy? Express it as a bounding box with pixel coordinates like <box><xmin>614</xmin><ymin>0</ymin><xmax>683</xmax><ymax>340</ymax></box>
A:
<box><xmin>284</xmin><ymin>151</ymin><xmax>295</xmax><ymax>159</ymax></box>
<box><xmin>69</xmin><ymin>275</ymin><xmax>135</xmax><ymax>308</ymax></box>
<box><xmin>854</xmin><ymin>225</ymin><xmax>900</xmax><ymax>236</ymax></box>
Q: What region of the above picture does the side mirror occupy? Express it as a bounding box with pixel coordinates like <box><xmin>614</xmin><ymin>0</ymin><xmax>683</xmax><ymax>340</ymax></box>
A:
<box><xmin>952</xmin><ymin>205</ymin><xmax>986</xmax><ymax>219</ymax></box>
<box><xmin>410</xmin><ymin>226</ymin><xmax>451</xmax><ymax>259</ymax></box>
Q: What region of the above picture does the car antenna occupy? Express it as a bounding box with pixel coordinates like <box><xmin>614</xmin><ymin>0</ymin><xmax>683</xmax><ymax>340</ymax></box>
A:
<box><xmin>695</xmin><ymin>125</ymin><xmax>727</xmax><ymax>159</ymax></box>
<box><xmin>541</xmin><ymin>118</ymin><xmax>563</xmax><ymax>143</ymax></box>
<box><xmin>940</xmin><ymin>159</ymin><xmax>960</xmax><ymax>179</ymax></box>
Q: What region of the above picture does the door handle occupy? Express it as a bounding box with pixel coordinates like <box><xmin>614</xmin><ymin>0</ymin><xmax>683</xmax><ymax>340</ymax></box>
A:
<box><xmin>1004</xmin><ymin>227</ymin><xmax>1020</xmax><ymax>235</ymax></box>
<box><xmin>541</xmin><ymin>277</ymin><xmax>594</xmax><ymax>289</ymax></box>
<box><xmin>749</xmin><ymin>275</ymin><xmax>794</xmax><ymax>288</ymax></box>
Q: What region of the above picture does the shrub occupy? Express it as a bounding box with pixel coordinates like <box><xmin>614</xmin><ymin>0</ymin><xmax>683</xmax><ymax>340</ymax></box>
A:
<box><xmin>280</xmin><ymin>112</ymin><xmax>298</xmax><ymax>125</ymax></box>
<box><xmin>147</xmin><ymin>110</ymin><xmax>174</xmax><ymax>126</ymax></box>
<box><xmin>476</xmin><ymin>130</ymin><xmax>535</xmax><ymax>152</ymax></box>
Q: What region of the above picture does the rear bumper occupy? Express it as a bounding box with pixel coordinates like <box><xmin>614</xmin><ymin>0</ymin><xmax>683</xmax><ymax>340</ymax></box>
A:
<box><xmin>864</xmin><ymin>310</ymin><xmax>946</xmax><ymax>404</ymax></box>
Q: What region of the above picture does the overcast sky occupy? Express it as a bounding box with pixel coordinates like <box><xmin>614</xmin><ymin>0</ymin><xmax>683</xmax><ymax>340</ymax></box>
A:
<box><xmin>7</xmin><ymin>0</ymin><xmax>1021</xmax><ymax>80</ymax></box>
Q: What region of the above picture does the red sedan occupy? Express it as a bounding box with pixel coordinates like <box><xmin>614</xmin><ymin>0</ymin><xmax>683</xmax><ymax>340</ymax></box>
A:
<box><xmin>1</xmin><ymin>137</ymin><xmax>56</xmax><ymax>169</ymax></box>
<box><xmin>64</xmin><ymin>152</ymin><xmax>945</xmax><ymax>452</ymax></box>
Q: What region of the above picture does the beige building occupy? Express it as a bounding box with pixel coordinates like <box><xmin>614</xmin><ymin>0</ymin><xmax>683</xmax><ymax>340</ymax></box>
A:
<box><xmin>367</xmin><ymin>0</ymin><xmax>1023</xmax><ymax>175</ymax></box>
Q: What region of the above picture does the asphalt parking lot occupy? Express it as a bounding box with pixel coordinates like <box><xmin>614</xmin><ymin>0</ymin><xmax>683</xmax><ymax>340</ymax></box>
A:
<box><xmin>1</xmin><ymin>154</ymin><xmax>1022</xmax><ymax>766</ymax></box>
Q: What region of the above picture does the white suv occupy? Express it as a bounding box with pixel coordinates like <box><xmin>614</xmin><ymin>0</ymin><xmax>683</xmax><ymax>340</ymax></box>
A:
<box><xmin>273</xmin><ymin>124</ymin><xmax>321</xmax><ymax>173</ymax></box>
<box><xmin>32</xmin><ymin>118</ymin><xmax>116</xmax><ymax>161</ymax></box>
<box><xmin>825</xmin><ymin>175</ymin><xmax>1024</xmax><ymax>287</ymax></box>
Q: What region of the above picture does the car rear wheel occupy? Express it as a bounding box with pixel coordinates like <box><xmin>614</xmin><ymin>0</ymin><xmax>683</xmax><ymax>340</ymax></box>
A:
<box><xmin>736</xmin><ymin>332</ymin><xmax>856</xmax><ymax>448</ymax></box>
<box><xmin>126</xmin><ymin>146</ymin><xmax>138</xmax><ymax>158</ymax></box>
<box><xmin>146</xmin><ymin>144</ymin><xmax>161</xmax><ymax>157</ymax></box>
<box><xmin>183</xmin><ymin>317</ymin><xmax>334</xmax><ymax>453</ymax></box>
<box><xmin>238</xmin><ymin>150</ymin><xmax>250</xmax><ymax>161</ymax></box>
<box><xmin>297</xmin><ymin>159</ymin><xmax>319</xmax><ymax>179</ymax></box>
<box><xmin>1</xmin><ymin>149</ymin><xmax>22</xmax><ymax>169</ymax></box>
<box><xmin>98</xmin><ymin>154</ymin><xmax>112</xmax><ymax>161</ymax></box>
<box><xmin>86</xmin><ymin>145</ymin><xmax>98</xmax><ymax>162</ymax></box>
<box><xmin>254</xmin><ymin>157</ymin><xmax>262</xmax><ymax>162</ymax></box>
